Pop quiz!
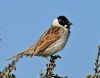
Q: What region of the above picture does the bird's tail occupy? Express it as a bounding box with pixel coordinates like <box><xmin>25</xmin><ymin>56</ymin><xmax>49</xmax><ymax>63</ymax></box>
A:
<box><xmin>7</xmin><ymin>48</ymin><xmax>33</xmax><ymax>61</ymax></box>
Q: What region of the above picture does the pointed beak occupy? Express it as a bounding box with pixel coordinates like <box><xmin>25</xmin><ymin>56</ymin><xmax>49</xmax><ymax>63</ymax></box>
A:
<box><xmin>68</xmin><ymin>22</ymin><xmax>73</xmax><ymax>26</ymax></box>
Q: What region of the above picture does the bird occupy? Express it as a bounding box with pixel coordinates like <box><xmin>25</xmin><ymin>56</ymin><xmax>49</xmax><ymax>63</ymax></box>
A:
<box><xmin>8</xmin><ymin>16</ymin><xmax>72</xmax><ymax>61</ymax></box>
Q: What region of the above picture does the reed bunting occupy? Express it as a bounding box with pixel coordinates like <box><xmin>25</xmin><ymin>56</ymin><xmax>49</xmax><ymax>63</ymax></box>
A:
<box><xmin>8</xmin><ymin>16</ymin><xmax>72</xmax><ymax>60</ymax></box>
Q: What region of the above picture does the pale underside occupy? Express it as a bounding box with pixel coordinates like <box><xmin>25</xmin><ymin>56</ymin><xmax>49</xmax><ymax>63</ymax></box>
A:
<box><xmin>27</xmin><ymin>26</ymin><xmax>70</xmax><ymax>57</ymax></box>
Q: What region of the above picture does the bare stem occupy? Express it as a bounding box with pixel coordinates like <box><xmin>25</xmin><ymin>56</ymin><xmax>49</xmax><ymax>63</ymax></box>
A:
<box><xmin>93</xmin><ymin>45</ymin><xmax>100</xmax><ymax>76</ymax></box>
<box><xmin>40</xmin><ymin>55</ymin><xmax>68</xmax><ymax>78</ymax></box>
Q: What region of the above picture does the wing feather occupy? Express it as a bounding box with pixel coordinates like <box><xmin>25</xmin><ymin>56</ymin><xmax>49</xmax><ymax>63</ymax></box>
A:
<box><xmin>34</xmin><ymin>26</ymin><xmax>61</xmax><ymax>55</ymax></box>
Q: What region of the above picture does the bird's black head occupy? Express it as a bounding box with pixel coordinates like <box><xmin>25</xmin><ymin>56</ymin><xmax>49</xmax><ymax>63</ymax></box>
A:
<box><xmin>57</xmin><ymin>16</ymin><xmax>72</xmax><ymax>29</ymax></box>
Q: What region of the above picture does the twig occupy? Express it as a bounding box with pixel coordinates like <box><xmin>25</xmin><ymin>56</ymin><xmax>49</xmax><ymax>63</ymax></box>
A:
<box><xmin>93</xmin><ymin>45</ymin><xmax>100</xmax><ymax>77</ymax></box>
<box><xmin>86</xmin><ymin>45</ymin><xmax>100</xmax><ymax>78</ymax></box>
<box><xmin>0</xmin><ymin>58</ymin><xmax>19</xmax><ymax>78</ymax></box>
<box><xmin>40</xmin><ymin>55</ymin><xmax>68</xmax><ymax>78</ymax></box>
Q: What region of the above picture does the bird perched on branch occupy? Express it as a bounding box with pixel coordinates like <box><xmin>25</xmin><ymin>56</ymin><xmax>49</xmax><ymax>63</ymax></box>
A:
<box><xmin>8</xmin><ymin>16</ymin><xmax>72</xmax><ymax>61</ymax></box>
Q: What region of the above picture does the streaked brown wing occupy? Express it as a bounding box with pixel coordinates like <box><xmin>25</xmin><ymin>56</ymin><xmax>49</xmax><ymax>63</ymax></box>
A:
<box><xmin>34</xmin><ymin>26</ymin><xmax>61</xmax><ymax>55</ymax></box>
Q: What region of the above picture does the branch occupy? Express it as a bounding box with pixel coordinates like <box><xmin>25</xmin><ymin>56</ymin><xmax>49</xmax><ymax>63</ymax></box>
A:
<box><xmin>93</xmin><ymin>45</ymin><xmax>100</xmax><ymax>76</ymax></box>
<box><xmin>86</xmin><ymin>45</ymin><xmax>100</xmax><ymax>78</ymax></box>
<box><xmin>40</xmin><ymin>55</ymin><xmax>68</xmax><ymax>78</ymax></box>
<box><xmin>0</xmin><ymin>59</ymin><xmax>19</xmax><ymax>78</ymax></box>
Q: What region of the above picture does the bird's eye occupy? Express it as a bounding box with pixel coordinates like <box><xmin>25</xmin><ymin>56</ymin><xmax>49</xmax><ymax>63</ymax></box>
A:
<box><xmin>59</xmin><ymin>19</ymin><xmax>61</xmax><ymax>21</ymax></box>
<box><xmin>62</xmin><ymin>21</ymin><xmax>65</xmax><ymax>23</ymax></box>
